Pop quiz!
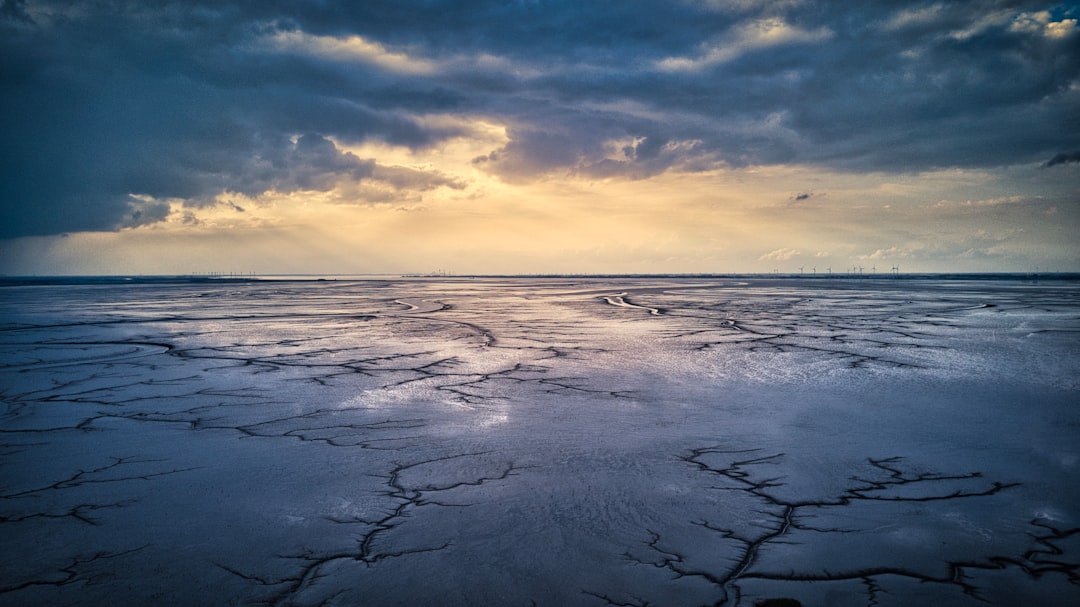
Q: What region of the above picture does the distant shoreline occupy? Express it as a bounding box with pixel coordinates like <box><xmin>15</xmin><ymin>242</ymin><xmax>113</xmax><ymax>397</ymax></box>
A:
<box><xmin>1</xmin><ymin>272</ymin><xmax>1077</xmax><ymax>287</ymax></box>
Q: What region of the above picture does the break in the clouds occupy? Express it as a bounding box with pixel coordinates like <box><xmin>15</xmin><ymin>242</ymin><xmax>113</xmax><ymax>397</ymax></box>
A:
<box><xmin>1</xmin><ymin>0</ymin><xmax>1078</xmax><ymax>256</ymax></box>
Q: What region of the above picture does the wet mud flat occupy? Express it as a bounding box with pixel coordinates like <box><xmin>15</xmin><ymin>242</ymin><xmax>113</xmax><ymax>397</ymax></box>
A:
<box><xmin>1</xmin><ymin>276</ymin><xmax>1078</xmax><ymax>605</ymax></box>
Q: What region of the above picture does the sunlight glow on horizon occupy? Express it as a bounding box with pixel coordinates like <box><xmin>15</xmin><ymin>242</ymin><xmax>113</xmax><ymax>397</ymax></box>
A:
<box><xmin>1</xmin><ymin>2</ymin><xmax>1077</xmax><ymax>275</ymax></box>
<box><xmin>4</xmin><ymin>156</ymin><xmax>1074</xmax><ymax>276</ymax></box>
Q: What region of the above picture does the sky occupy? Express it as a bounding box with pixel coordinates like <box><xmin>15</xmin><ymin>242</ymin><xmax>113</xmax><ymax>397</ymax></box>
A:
<box><xmin>1</xmin><ymin>0</ymin><xmax>1078</xmax><ymax>275</ymax></box>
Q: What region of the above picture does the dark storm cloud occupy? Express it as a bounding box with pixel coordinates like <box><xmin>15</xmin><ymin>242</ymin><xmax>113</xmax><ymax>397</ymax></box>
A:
<box><xmin>1</xmin><ymin>0</ymin><xmax>32</xmax><ymax>23</ymax></box>
<box><xmin>2</xmin><ymin>0</ymin><xmax>1078</xmax><ymax>237</ymax></box>
<box><xmin>1043</xmin><ymin>150</ymin><xmax>1080</xmax><ymax>167</ymax></box>
<box><xmin>118</xmin><ymin>199</ymin><xmax>172</xmax><ymax>230</ymax></box>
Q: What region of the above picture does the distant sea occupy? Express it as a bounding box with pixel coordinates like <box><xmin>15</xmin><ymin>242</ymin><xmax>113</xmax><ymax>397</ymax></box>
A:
<box><xmin>1</xmin><ymin>272</ymin><xmax>1077</xmax><ymax>287</ymax></box>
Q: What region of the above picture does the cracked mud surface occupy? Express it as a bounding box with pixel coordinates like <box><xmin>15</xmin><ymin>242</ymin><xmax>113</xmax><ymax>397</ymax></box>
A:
<box><xmin>2</xmin><ymin>276</ymin><xmax>1078</xmax><ymax>605</ymax></box>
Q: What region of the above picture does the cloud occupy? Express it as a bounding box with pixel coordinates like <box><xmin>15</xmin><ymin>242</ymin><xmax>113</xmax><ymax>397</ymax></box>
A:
<box><xmin>861</xmin><ymin>247</ymin><xmax>908</xmax><ymax>261</ymax></box>
<box><xmin>655</xmin><ymin>18</ymin><xmax>833</xmax><ymax>71</ymax></box>
<box><xmin>1010</xmin><ymin>11</ymin><xmax>1078</xmax><ymax>39</ymax></box>
<box><xmin>963</xmin><ymin>196</ymin><xmax>1028</xmax><ymax>207</ymax></box>
<box><xmin>881</xmin><ymin>4</ymin><xmax>946</xmax><ymax>31</ymax></box>
<box><xmin>118</xmin><ymin>197</ymin><xmax>172</xmax><ymax>230</ymax></box>
<box><xmin>2</xmin><ymin>1</ymin><xmax>1079</xmax><ymax>238</ymax></box>
<box><xmin>371</xmin><ymin>164</ymin><xmax>465</xmax><ymax>192</ymax></box>
<box><xmin>1043</xmin><ymin>151</ymin><xmax>1080</xmax><ymax>167</ymax></box>
<box><xmin>789</xmin><ymin>191</ymin><xmax>821</xmax><ymax>202</ymax></box>
<box><xmin>1</xmin><ymin>0</ymin><xmax>33</xmax><ymax>24</ymax></box>
<box><xmin>759</xmin><ymin>247</ymin><xmax>800</xmax><ymax>262</ymax></box>
<box><xmin>264</xmin><ymin>30</ymin><xmax>437</xmax><ymax>75</ymax></box>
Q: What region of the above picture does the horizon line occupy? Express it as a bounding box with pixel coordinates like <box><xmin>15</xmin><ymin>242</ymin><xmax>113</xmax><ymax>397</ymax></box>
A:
<box><xmin>3</xmin><ymin>271</ymin><xmax>1078</xmax><ymax>284</ymax></box>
